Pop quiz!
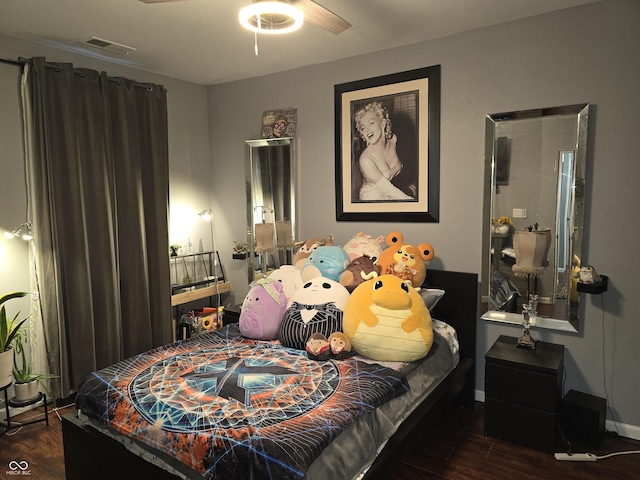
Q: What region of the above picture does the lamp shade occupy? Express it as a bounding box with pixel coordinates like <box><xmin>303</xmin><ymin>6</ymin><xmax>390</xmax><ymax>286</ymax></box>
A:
<box><xmin>239</xmin><ymin>2</ymin><xmax>304</xmax><ymax>35</ymax></box>
<box><xmin>512</xmin><ymin>228</ymin><xmax>551</xmax><ymax>277</ymax></box>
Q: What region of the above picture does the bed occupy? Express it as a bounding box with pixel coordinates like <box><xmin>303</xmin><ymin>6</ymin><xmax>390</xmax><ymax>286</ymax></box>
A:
<box><xmin>62</xmin><ymin>269</ymin><xmax>478</xmax><ymax>479</ymax></box>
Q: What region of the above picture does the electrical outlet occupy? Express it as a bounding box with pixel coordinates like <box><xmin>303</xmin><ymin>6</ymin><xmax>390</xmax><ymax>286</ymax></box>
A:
<box><xmin>512</xmin><ymin>208</ymin><xmax>527</xmax><ymax>218</ymax></box>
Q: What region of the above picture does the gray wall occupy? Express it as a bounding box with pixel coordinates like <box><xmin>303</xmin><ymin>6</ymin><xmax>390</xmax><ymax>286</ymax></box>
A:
<box><xmin>208</xmin><ymin>0</ymin><xmax>640</xmax><ymax>435</ymax></box>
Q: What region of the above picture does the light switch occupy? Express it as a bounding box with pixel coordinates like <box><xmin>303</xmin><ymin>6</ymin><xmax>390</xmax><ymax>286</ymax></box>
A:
<box><xmin>513</xmin><ymin>208</ymin><xmax>527</xmax><ymax>218</ymax></box>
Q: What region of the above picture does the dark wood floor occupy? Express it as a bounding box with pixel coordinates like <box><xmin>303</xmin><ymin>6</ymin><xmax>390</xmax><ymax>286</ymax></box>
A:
<box><xmin>369</xmin><ymin>402</ymin><xmax>640</xmax><ymax>480</ymax></box>
<box><xmin>1</xmin><ymin>401</ymin><xmax>639</xmax><ymax>479</ymax></box>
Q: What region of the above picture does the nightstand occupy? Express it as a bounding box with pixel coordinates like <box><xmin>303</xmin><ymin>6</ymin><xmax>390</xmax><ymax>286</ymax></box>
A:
<box><xmin>484</xmin><ymin>335</ymin><xmax>564</xmax><ymax>452</ymax></box>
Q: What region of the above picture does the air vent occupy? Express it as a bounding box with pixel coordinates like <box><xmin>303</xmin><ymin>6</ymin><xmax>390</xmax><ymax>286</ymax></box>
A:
<box><xmin>84</xmin><ymin>37</ymin><xmax>136</xmax><ymax>55</ymax></box>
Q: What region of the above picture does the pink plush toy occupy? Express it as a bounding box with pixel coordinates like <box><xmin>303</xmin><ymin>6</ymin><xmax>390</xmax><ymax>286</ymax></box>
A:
<box><xmin>239</xmin><ymin>279</ymin><xmax>287</xmax><ymax>340</ymax></box>
<box><xmin>343</xmin><ymin>232</ymin><xmax>385</xmax><ymax>263</ymax></box>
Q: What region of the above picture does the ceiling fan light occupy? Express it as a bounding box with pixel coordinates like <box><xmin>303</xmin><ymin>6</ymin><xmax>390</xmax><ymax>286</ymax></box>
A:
<box><xmin>239</xmin><ymin>2</ymin><xmax>304</xmax><ymax>35</ymax></box>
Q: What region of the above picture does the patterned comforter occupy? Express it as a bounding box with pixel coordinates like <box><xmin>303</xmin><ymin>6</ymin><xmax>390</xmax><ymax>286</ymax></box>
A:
<box><xmin>75</xmin><ymin>325</ymin><xmax>409</xmax><ymax>479</ymax></box>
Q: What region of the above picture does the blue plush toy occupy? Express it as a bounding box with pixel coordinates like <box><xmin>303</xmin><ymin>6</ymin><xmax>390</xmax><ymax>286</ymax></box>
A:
<box><xmin>302</xmin><ymin>245</ymin><xmax>350</xmax><ymax>282</ymax></box>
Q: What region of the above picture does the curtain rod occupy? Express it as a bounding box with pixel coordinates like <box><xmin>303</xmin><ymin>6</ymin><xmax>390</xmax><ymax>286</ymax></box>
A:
<box><xmin>0</xmin><ymin>57</ymin><xmax>25</xmax><ymax>68</ymax></box>
<box><xmin>0</xmin><ymin>56</ymin><xmax>162</xmax><ymax>92</ymax></box>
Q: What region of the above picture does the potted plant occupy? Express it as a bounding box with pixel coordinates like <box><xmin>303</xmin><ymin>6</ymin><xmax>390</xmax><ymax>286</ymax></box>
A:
<box><xmin>12</xmin><ymin>328</ymin><xmax>57</xmax><ymax>402</ymax></box>
<box><xmin>0</xmin><ymin>292</ymin><xmax>29</xmax><ymax>388</ymax></box>
<box><xmin>492</xmin><ymin>216</ymin><xmax>513</xmax><ymax>234</ymax></box>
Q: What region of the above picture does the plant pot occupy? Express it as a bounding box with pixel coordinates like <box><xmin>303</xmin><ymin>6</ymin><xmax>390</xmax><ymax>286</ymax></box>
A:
<box><xmin>14</xmin><ymin>380</ymin><xmax>39</xmax><ymax>402</ymax></box>
<box><xmin>0</xmin><ymin>348</ymin><xmax>13</xmax><ymax>388</ymax></box>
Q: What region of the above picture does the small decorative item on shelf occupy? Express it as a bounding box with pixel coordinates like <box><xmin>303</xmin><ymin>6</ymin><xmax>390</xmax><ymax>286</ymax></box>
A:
<box><xmin>492</xmin><ymin>216</ymin><xmax>512</xmax><ymax>235</ymax></box>
<box><xmin>517</xmin><ymin>294</ymin><xmax>538</xmax><ymax>350</ymax></box>
<box><xmin>575</xmin><ymin>265</ymin><xmax>608</xmax><ymax>294</ymax></box>
<box><xmin>169</xmin><ymin>244</ymin><xmax>181</xmax><ymax>257</ymax></box>
<box><xmin>232</xmin><ymin>241</ymin><xmax>248</xmax><ymax>260</ymax></box>
<box><xmin>178</xmin><ymin>307</ymin><xmax>225</xmax><ymax>340</ymax></box>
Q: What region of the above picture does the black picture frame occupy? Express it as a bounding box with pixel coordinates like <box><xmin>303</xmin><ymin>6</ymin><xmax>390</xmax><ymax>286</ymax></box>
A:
<box><xmin>334</xmin><ymin>65</ymin><xmax>440</xmax><ymax>222</ymax></box>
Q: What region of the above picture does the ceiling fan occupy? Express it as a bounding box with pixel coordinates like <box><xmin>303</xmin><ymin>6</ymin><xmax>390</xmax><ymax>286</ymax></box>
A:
<box><xmin>138</xmin><ymin>0</ymin><xmax>351</xmax><ymax>35</ymax></box>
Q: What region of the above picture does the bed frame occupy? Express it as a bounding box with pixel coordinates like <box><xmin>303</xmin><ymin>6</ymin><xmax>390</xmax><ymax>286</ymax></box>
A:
<box><xmin>62</xmin><ymin>269</ymin><xmax>478</xmax><ymax>479</ymax></box>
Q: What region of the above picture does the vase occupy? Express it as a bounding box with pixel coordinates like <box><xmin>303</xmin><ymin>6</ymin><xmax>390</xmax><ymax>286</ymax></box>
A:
<box><xmin>0</xmin><ymin>348</ymin><xmax>13</xmax><ymax>388</ymax></box>
<box><xmin>14</xmin><ymin>380</ymin><xmax>39</xmax><ymax>402</ymax></box>
<box><xmin>496</xmin><ymin>224</ymin><xmax>509</xmax><ymax>235</ymax></box>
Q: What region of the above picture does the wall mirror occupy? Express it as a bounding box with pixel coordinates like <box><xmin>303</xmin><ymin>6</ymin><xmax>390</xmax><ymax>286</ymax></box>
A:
<box><xmin>245</xmin><ymin>137</ymin><xmax>297</xmax><ymax>283</ymax></box>
<box><xmin>481</xmin><ymin>104</ymin><xmax>589</xmax><ymax>333</ymax></box>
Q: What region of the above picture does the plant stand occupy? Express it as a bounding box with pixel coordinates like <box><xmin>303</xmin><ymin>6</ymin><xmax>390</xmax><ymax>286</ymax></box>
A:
<box><xmin>0</xmin><ymin>383</ymin><xmax>49</xmax><ymax>438</ymax></box>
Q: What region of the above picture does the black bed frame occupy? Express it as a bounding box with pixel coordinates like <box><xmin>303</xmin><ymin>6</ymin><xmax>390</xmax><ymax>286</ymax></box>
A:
<box><xmin>62</xmin><ymin>269</ymin><xmax>478</xmax><ymax>480</ymax></box>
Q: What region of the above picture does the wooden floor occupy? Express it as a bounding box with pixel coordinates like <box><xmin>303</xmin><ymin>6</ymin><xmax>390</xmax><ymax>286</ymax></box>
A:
<box><xmin>1</xmin><ymin>401</ymin><xmax>639</xmax><ymax>479</ymax></box>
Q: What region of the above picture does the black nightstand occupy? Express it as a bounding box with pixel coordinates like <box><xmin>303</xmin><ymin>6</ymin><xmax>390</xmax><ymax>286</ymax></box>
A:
<box><xmin>484</xmin><ymin>335</ymin><xmax>564</xmax><ymax>452</ymax></box>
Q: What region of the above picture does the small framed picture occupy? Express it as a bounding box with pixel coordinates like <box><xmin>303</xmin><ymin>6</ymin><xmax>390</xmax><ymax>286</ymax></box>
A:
<box><xmin>261</xmin><ymin>108</ymin><xmax>297</xmax><ymax>139</ymax></box>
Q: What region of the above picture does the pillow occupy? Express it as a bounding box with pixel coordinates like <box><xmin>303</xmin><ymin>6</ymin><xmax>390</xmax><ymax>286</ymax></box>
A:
<box><xmin>279</xmin><ymin>277</ymin><xmax>350</xmax><ymax>350</ymax></box>
<box><xmin>343</xmin><ymin>274</ymin><xmax>433</xmax><ymax>362</ymax></box>
<box><xmin>239</xmin><ymin>279</ymin><xmax>287</xmax><ymax>340</ymax></box>
<box><xmin>419</xmin><ymin>288</ymin><xmax>445</xmax><ymax>312</ymax></box>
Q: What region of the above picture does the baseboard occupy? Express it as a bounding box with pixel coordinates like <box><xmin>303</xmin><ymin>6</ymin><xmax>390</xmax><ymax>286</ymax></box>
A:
<box><xmin>607</xmin><ymin>419</ymin><xmax>640</xmax><ymax>441</ymax></box>
<box><xmin>473</xmin><ymin>390</ymin><xmax>640</xmax><ymax>441</ymax></box>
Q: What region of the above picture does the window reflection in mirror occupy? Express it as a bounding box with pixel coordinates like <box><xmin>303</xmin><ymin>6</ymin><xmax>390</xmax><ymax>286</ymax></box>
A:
<box><xmin>481</xmin><ymin>104</ymin><xmax>589</xmax><ymax>333</ymax></box>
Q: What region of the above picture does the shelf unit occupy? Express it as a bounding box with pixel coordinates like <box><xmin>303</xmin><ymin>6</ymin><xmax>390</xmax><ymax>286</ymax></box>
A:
<box><xmin>170</xmin><ymin>251</ymin><xmax>230</xmax><ymax>308</ymax></box>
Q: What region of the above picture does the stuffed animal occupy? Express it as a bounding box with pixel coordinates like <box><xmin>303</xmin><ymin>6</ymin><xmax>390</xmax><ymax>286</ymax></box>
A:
<box><xmin>339</xmin><ymin>255</ymin><xmax>380</xmax><ymax>292</ymax></box>
<box><xmin>292</xmin><ymin>234</ymin><xmax>334</xmax><ymax>269</ymax></box>
<box><xmin>239</xmin><ymin>279</ymin><xmax>287</xmax><ymax>340</ymax></box>
<box><xmin>302</xmin><ymin>245</ymin><xmax>350</xmax><ymax>282</ymax></box>
<box><xmin>328</xmin><ymin>332</ymin><xmax>354</xmax><ymax>360</ymax></box>
<box><xmin>342</xmin><ymin>232</ymin><xmax>385</xmax><ymax>263</ymax></box>
<box><xmin>268</xmin><ymin>265</ymin><xmax>303</xmax><ymax>307</ymax></box>
<box><xmin>575</xmin><ymin>265</ymin><xmax>603</xmax><ymax>284</ymax></box>
<box><xmin>306</xmin><ymin>333</ymin><xmax>332</xmax><ymax>361</ymax></box>
<box><xmin>279</xmin><ymin>276</ymin><xmax>350</xmax><ymax>350</ymax></box>
<box><xmin>343</xmin><ymin>274</ymin><xmax>433</xmax><ymax>362</ymax></box>
<box><xmin>377</xmin><ymin>231</ymin><xmax>435</xmax><ymax>287</ymax></box>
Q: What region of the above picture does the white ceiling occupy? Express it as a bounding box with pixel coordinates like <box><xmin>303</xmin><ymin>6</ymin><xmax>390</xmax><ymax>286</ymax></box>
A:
<box><xmin>0</xmin><ymin>0</ymin><xmax>601</xmax><ymax>85</ymax></box>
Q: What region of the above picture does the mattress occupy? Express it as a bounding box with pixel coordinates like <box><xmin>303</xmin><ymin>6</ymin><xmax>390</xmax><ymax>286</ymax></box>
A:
<box><xmin>74</xmin><ymin>322</ymin><xmax>458</xmax><ymax>479</ymax></box>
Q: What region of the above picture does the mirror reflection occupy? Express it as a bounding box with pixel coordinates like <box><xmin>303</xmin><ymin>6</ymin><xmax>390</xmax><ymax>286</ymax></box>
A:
<box><xmin>245</xmin><ymin>138</ymin><xmax>297</xmax><ymax>283</ymax></box>
<box><xmin>481</xmin><ymin>104</ymin><xmax>589</xmax><ymax>332</ymax></box>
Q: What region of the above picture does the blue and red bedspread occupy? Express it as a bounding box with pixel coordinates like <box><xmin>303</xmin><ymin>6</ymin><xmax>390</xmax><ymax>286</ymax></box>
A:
<box><xmin>76</xmin><ymin>325</ymin><xmax>409</xmax><ymax>479</ymax></box>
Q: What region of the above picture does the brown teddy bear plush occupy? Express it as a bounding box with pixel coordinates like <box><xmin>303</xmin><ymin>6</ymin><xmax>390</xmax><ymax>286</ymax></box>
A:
<box><xmin>377</xmin><ymin>231</ymin><xmax>434</xmax><ymax>287</ymax></box>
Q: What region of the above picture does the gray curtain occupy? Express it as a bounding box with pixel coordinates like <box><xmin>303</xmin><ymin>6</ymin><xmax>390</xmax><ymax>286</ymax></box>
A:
<box><xmin>22</xmin><ymin>57</ymin><xmax>171</xmax><ymax>399</ymax></box>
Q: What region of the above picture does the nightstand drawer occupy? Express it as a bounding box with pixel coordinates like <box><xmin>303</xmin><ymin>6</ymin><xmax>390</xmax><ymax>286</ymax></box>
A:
<box><xmin>485</xmin><ymin>362</ymin><xmax>560</xmax><ymax>412</ymax></box>
<box><xmin>485</xmin><ymin>398</ymin><xmax>558</xmax><ymax>452</ymax></box>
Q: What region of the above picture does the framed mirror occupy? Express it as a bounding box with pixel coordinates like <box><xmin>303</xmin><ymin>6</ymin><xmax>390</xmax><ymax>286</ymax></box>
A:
<box><xmin>481</xmin><ymin>104</ymin><xmax>589</xmax><ymax>333</ymax></box>
<box><xmin>245</xmin><ymin>137</ymin><xmax>297</xmax><ymax>283</ymax></box>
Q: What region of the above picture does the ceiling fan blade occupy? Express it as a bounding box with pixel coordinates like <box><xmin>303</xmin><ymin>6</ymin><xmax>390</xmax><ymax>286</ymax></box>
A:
<box><xmin>293</xmin><ymin>0</ymin><xmax>351</xmax><ymax>34</ymax></box>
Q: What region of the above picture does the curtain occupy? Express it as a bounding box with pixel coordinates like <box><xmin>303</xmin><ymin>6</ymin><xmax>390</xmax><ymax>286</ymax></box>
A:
<box><xmin>22</xmin><ymin>57</ymin><xmax>171</xmax><ymax>399</ymax></box>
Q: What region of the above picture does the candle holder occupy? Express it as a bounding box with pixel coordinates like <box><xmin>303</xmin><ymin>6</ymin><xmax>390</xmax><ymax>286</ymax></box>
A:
<box><xmin>517</xmin><ymin>294</ymin><xmax>538</xmax><ymax>349</ymax></box>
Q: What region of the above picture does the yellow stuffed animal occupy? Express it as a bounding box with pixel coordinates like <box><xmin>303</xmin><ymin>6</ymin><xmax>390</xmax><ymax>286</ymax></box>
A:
<box><xmin>377</xmin><ymin>231</ymin><xmax>435</xmax><ymax>287</ymax></box>
<box><xmin>343</xmin><ymin>274</ymin><xmax>433</xmax><ymax>362</ymax></box>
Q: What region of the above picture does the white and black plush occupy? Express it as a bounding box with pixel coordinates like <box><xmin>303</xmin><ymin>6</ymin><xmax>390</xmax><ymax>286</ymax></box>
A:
<box><xmin>278</xmin><ymin>277</ymin><xmax>350</xmax><ymax>350</ymax></box>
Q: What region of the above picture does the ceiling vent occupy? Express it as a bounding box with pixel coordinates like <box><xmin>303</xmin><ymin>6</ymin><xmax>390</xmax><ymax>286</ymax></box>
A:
<box><xmin>84</xmin><ymin>37</ymin><xmax>136</xmax><ymax>55</ymax></box>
